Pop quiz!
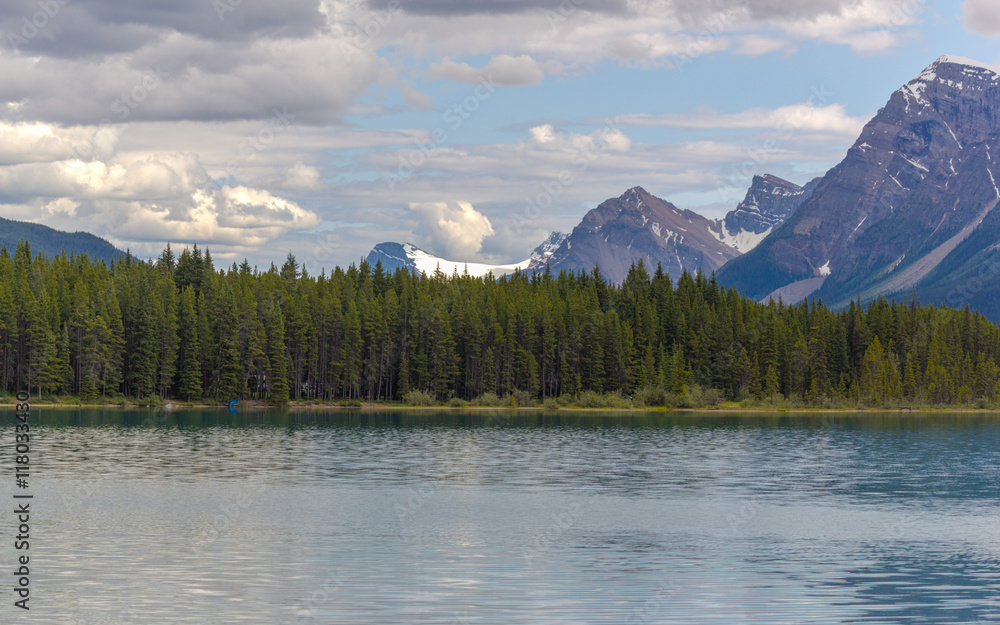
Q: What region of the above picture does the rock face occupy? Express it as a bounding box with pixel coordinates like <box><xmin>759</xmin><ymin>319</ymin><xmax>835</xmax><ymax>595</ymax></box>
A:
<box><xmin>534</xmin><ymin>186</ymin><xmax>741</xmax><ymax>284</ymax></box>
<box><xmin>365</xmin><ymin>242</ymin><xmax>412</xmax><ymax>274</ymax></box>
<box><xmin>527</xmin><ymin>231</ymin><xmax>570</xmax><ymax>265</ymax></box>
<box><xmin>709</xmin><ymin>174</ymin><xmax>820</xmax><ymax>253</ymax></box>
<box><xmin>717</xmin><ymin>55</ymin><xmax>1000</xmax><ymax>319</ymax></box>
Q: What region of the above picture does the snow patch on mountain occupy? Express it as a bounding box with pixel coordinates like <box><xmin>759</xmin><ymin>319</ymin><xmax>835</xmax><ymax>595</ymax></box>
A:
<box><xmin>528</xmin><ymin>231</ymin><xmax>569</xmax><ymax>264</ymax></box>
<box><xmin>938</xmin><ymin>55</ymin><xmax>1000</xmax><ymax>76</ymax></box>
<box><xmin>367</xmin><ymin>232</ymin><xmax>568</xmax><ymax>279</ymax></box>
<box><xmin>403</xmin><ymin>243</ymin><xmax>532</xmax><ymax>277</ymax></box>
<box><xmin>901</xmin><ymin>55</ymin><xmax>1000</xmax><ymax>110</ymax></box>
<box><xmin>708</xmin><ymin>220</ymin><xmax>773</xmax><ymax>253</ymax></box>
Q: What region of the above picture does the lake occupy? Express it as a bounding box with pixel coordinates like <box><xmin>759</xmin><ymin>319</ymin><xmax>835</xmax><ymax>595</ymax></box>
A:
<box><xmin>6</xmin><ymin>408</ymin><xmax>1000</xmax><ymax>624</ymax></box>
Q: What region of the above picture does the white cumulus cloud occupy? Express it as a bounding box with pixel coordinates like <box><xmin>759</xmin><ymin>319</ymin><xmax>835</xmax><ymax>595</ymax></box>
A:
<box><xmin>428</xmin><ymin>54</ymin><xmax>547</xmax><ymax>85</ymax></box>
<box><xmin>617</xmin><ymin>103</ymin><xmax>867</xmax><ymax>137</ymax></box>
<box><xmin>409</xmin><ymin>200</ymin><xmax>495</xmax><ymax>258</ymax></box>
<box><xmin>282</xmin><ymin>162</ymin><xmax>325</xmax><ymax>190</ymax></box>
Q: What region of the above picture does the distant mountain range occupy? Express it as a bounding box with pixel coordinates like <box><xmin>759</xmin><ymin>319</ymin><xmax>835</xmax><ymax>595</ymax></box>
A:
<box><xmin>366</xmin><ymin>173</ymin><xmax>813</xmax><ymax>285</ymax></box>
<box><xmin>365</xmin><ymin>54</ymin><xmax>1000</xmax><ymax>322</ymax></box>
<box><xmin>0</xmin><ymin>216</ymin><xmax>124</xmax><ymax>264</ymax></box>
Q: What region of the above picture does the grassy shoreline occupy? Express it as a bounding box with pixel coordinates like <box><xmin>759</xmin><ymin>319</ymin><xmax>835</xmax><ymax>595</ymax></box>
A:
<box><xmin>2</xmin><ymin>398</ymin><xmax>999</xmax><ymax>413</ymax></box>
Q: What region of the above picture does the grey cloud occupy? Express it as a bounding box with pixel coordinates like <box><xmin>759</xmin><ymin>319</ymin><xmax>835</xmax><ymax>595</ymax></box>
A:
<box><xmin>667</xmin><ymin>0</ymin><xmax>849</xmax><ymax>23</ymax></box>
<box><xmin>385</xmin><ymin>0</ymin><xmax>851</xmax><ymax>20</ymax></box>
<box><xmin>0</xmin><ymin>35</ymin><xmax>382</xmax><ymax>125</ymax></box>
<box><xmin>0</xmin><ymin>0</ymin><xmax>324</xmax><ymax>57</ymax></box>
<box><xmin>963</xmin><ymin>0</ymin><xmax>1000</xmax><ymax>37</ymax></box>
<box><xmin>385</xmin><ymin>0</ymin><xmax>629</xmax><ymax>16</ymax></box>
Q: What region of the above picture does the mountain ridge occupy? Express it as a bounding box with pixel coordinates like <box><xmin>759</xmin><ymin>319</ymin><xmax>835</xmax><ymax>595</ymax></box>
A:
<box><xmin>716</xmin><ymin>54</ymin><xmax>1000</xmax><ymax>317</ymax></box>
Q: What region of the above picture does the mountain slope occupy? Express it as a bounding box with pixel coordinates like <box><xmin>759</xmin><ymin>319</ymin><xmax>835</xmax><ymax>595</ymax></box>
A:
<box><xmin>533</xmin><ymin>186</ymin><xmax>741</xmax><ymax>283</ymax></box>
<box><xmin>0</xmin><ymin>216</ymin><xmax>124</xmax><ymax>264</ymax></box>
<box><xmin>717</xmin><ymin>55</ymin><xmax>1000</xmax><ymax>313</ymax></box>
<box><xmin>366</xmin><ymin>232</ymin><xmax>568</xmax><ymax>278</ymax></box>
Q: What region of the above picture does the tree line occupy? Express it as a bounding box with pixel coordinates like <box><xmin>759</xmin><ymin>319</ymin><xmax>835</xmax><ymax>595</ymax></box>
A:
<box><xmin>1</xmin><ymin>240</ymin><xmax>998</xmax><ymax>406</ymax></box>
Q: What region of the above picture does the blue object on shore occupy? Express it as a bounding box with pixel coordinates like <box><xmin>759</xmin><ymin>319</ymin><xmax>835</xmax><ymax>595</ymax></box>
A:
<box><xmin>228</xmin><ymin>398</ymin><xmax>238</xmax><ymax>412</ymax></box>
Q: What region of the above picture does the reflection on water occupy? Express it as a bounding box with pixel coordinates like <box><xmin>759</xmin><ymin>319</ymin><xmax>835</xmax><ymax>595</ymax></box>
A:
<box><xmin>4</xmin><ymin>409</ymin><xmax>1000</xmax><ymax>624</ymax></box>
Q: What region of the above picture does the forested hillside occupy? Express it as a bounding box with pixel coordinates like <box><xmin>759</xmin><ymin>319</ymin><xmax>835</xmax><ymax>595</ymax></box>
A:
<box><xmin>1</xmin><ymin>240</ymin><xmax>999</xmax><ymax>406</ymax></box>
<box><xmin>0</xmin><ymin>217</ymin><xmax>124</xmax><ymax>265</ymax></box>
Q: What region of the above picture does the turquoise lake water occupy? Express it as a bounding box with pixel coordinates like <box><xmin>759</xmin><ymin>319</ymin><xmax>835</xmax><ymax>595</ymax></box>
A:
<box><xmin>4</xmin><ymin>408</ymin><xmax>1000</xmax><ymax>624</ymax></box>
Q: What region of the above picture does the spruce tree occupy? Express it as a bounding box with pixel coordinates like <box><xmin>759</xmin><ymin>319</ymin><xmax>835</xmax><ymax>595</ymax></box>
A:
<box><xmin>176</xmin><ymin>286</ymin><xmax>202</xmax><ymax>400</ymax></box>
<box><xmin>264</xmin><ymin>302</ymin><xmax>289</xmax><ymax>404</ymax></box>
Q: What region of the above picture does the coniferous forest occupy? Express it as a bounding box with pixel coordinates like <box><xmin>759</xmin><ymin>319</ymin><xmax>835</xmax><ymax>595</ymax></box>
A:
<box><xmin>1</xmin><ymin>240</ymin><xmax>999</xmax><ymax>408</ymax></box>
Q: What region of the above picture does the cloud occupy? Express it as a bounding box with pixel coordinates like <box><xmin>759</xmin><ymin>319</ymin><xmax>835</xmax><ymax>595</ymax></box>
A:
<box><xmin>42</xmin><ymin>197</ymin><xmax>79</xmax><ymax>216</ymax></box>
<box><xmin>389</xmin><ymin>0</ymin><xmax>629</xmax><ymax>16</ymax></box>
<box><xmin>409</xmin><ymin>200</ymin><xmax>495</xmax><ymax>258</ymax></box>
<box><xmin>617</xmin><ymin>103</ymin><xmax>867</xmax><ymax>136</ymax></box>
<box><xmin>769</xmin><ymin>0</ymin><xmax>925</xmax><ymax>54</ymax></box>
<box><xmin>215</xmin><ymin>186</ymin><xmax>320</xmax><ymax>229</ymax></box>
<box><xmin>0</xmin><ymin>0</ymin><xmax>326</xmax><ymax>57</ymax></box>
<box><xmin>0</xmin><ymin>0</ymin><xmax>924</xmax><ymax>129</ymax></box>
<box><xmin>428</xmin><ymin>54</ymin><xmax>546</xmax><ymax>85</ymax></box>
<box><xmin>401</xmin><ymin>87</ymin><xmax>433</xmax><ymax>110</ymax></box>
<box><xmin>963</xmin><ymin>0</ymin><xmax>1000</xmax><ymax>36</ymax></box>
<box><xmin>386</xmin><ymin>0</ymin><xmax>921</xmax><ymax>65</ymax></box>
<box><xmin>0</xmin><ymin>123</ymin><xmax>320</xmax><ymax>257</ymax></box>
<box><xmin>282</xmin><ymin>161</ymin><xmax>324</xmax><ymax>190</ymax></box>
<box><xmin>0</xmin><ymin>122</ymin><xmax>119</xmax><ymax>165</ymax></box>
<box><xmin>0</xmin><ymin>33</ymin><xmax>382</xmax><ymax>125</ymax></box>
<box><xmin>526</xmin><ymin>124</ymin><xmax>632</xmax><ymax>152</ymax></box>
<box><xmin>734</xmin><ymin>34</ymin><xmax>790</xmax><ymax>56</ymax></box>
<box><xmin>530</xmin><ymin>124</ymin><xmax>556</xmax><ymax>144</ymax></box>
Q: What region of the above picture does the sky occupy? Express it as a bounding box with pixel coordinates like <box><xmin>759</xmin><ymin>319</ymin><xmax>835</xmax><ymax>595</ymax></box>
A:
<box><xmin>2</xmin><ymin>0</ymin><xmax>1000</xmax><ymax>272</ymax></box>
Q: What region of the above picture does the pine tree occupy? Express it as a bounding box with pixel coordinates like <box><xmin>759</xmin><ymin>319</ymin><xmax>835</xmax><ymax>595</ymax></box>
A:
<box><xmin>264</xmin><ymin>302</ymin><xmax>289</xmax><ymax>404</ymax></box>
<box><xmin>176</xmin><ymin>286</ymin><xmax>202</xmax><ymax>400</ymax></box>
<box><xmin>763</xmin><ymin>364</ymin><xmax>779</xmax><ymax>403</ymax></box>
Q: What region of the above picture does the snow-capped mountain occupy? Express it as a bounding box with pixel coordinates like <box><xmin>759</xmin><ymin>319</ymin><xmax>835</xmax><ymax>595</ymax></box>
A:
<box><xmin>528</xmin><ymin>231</ymin><xmax>569</xmax><ymax>265</ymax></box>
<box><xmin>366</xmin><ymin>232</ymin><xmax>568</xmax><ymax>278</ymax></box>
<box><xmin>709</xmin><ymin>174</ymin><xmax>820</xmax><ymax>253</ymax></box>
<box><xmin>717</xmin><ymin>55</ymin><xmax>1000</xmax><ymax>319</ymax></box>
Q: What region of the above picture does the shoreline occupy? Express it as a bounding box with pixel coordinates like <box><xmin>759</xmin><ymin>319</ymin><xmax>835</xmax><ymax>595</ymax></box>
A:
<box><xmin>2</xmin><ymin>401</ymin><xmax>1000</xmax><ymax>414</ymax></box>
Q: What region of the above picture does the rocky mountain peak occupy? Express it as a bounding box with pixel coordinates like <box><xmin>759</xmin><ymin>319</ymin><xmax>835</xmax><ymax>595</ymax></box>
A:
<box><xmin>538</xmin><ymin>187</ymin><xmax>740</xmax><ymax>283</ymax></box>
<box><xmin>717</xmin><ymin>54</ymin><xmax>1000</xmax><ymax>320</ymax></box>
<box><xmin>727</xmin><ymin>175</ymin><xmax>815</xmax><ymax>231</ymax></box>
